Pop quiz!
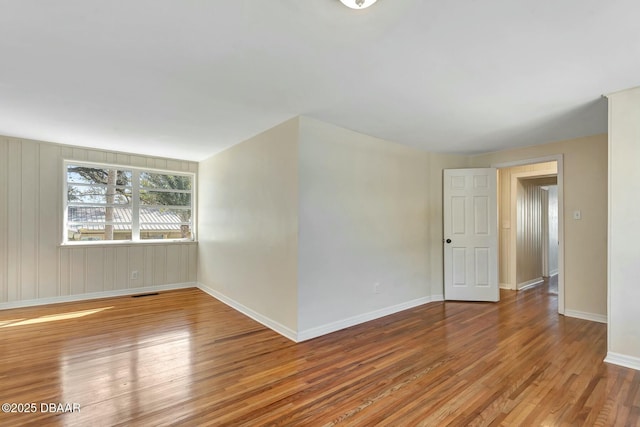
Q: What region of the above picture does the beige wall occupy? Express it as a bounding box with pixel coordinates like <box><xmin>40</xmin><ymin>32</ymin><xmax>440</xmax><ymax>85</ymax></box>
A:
<box><xmin>0</xmin><ymin>135</ymin><xmax>198</xmax><ymax>308</ymax></box>
<box><xmin>607</xmin><ymin>87</ymin><xmax>640</xmax><ymax>367</ymax></box>
<box><xmin>197</xmin><ymin>118</ymin><xmax>299</xmax><ymax>336</ymax></box>
<box><xmin>470</xmin><ymin>134</ymin><xmax>608</xmax><ymax>319</ymax></box>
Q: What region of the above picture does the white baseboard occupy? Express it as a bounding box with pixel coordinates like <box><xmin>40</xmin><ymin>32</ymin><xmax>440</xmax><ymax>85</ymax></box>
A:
<box><xmin>499</xmin><ymin>283</ymin><xmax>513</xmax><ymax>290</ymax></box>
<box><xmin>605</xmin><ymin>352</ymin><xmax>640</xmax><ymax>371</ymax></box>
<box><xmin>517</xmin><ymin>277</ymin><xmax>544</xmax><ymax>291</ymax></box>
<box><xmin>198</xmin><ymin>284</ymin><xmax>442</xmax><ymax>343</ymax></box>
<box><xmin>549</xmin><ymin>269</ymin><xmax>559</xmax><ymax>277</ymax></box>
<box><xmin>196</xmin><ymin>283</ymin><xmax>298</xmax><ymax>342</ymax></box>
<box><xmin>0</xmin><ymin>282</ymin><xmax>197</xmax><ymax>311</ymax></box>
<box><xmin>296</xmin><ymin>296</ymin><xmax>437</xmax><ymax>342</ymax></box>
<box><xmin>564</xmin><ymin>309</ymin><xmax>607</xmax><ymax>324</ymax></box>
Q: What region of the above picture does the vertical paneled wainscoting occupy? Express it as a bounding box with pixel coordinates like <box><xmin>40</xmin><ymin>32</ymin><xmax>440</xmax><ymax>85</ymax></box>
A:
<box><xmin>516</xmin><ymin>180</ymin><xmax>547</xmax><ymax>288</ymax></box>
<box><xmin>59</xmin><ymin>243</ymin><xmax>197</xmax><ymax>298</ymax></box>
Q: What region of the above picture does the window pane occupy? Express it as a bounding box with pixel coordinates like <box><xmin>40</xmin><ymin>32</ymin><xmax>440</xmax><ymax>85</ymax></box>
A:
<box><xmin>68</xmin><ymin>185</ymin><xmax>131</xmax><ymax>205</ymax></box>
<box><xmin>139</xmin><ymin>226</ymin><xmax>189</xmax><ymax>240</ymax></box>
<box><xmin>67</xmin><ymin>165</ymin><xmax>132</xmax><ymax>186</ymax></box>
<box><xmin>140</xmin><ymin>173</ymin><xmax>192</xmax><ymax>190</ymax></box>
<box><xmin>139</xmin><ymin>208</ymin><xmax>191</xmax><ymax>240</ymax></box>
<box><xmin>139</xmin><ymin>207</ymin><xmax>191</xmax><ymax>223</ymax></box>
<box><xmin>67</xmin><ymin>206</ymin><xmax>132</xmax><ymax>241</ymax></box>
<box><xmin>139</xmin><ymin>190</ymin><xmax>191</xmax><ymax>206</ymax></box>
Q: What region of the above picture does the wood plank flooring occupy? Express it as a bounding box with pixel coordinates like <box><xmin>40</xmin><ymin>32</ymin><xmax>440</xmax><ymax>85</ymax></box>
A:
<box><xmin>0</xmin><ymin>280</ymin><xmax>638</xmax><ymax>426</ymax></box>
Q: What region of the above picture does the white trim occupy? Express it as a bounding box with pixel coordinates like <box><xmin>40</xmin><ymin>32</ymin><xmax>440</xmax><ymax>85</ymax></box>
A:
<box><xmin>549</xmin><ymin>269</ymin><xmax>559</xmax><ymax>277</ymax></box>
<box><xmin>607</xmin><ymin>102</ymin><xmax>613</xmax><ymax>368</ymax></box>
<box><xmin>0</xmin><ymin>282</ymin><xmax>196</xmax><ymax>310</ymax></box>
<box><xmin>198</xmin><ymin>284</ymin><xmax>443</xmax><ymax>343</ymax></box>
<box><xmin>197</xmin><ymin>283</ymin><xmax>298</xmax><ymax>342</ymax></box>
<box><xmin>499</xmin><ymin>283</ymin><xmax>512</xmax><ymax>290</ymax></box>
<box><xmin>59</xmin><ymin>240</ymin><xmax>197</xmax><ymax>248</ymax></box>
<box><xmin>564</xmin><ymin>309</ymin><xmax>607</xmax><ymax>324</ymax></box>
<box><xmin>491</xmin><ymin>155</ymin><xmax>562</xmax><ymax>168</ymax></box>
<box><xmin>297</xmin><ymin>296</ymin><xmax>437</xmax><ymax>342</ymax></box>
<box><xmin>604</xmin><ymin>352</ymin><xmax>640</xmax><ymax>371</ymax></box>
<box><xmin>64</xmin><ymin>159</ymin><xmax>196</xmax><ymax>176</ymax></box>
<box><xmin>131</xmin><ymin>169</ymin><xmax>141</xmax><ymax>239</ymax></box>
<box><xmin>493</xmin><ymin>154</ymin><xmax>565</xmax><ymax>315</ymax></box>
<box><xmin>517</xmin><ymin>277</ymin><xmax>544</xmax><ymax>291</ymax></box>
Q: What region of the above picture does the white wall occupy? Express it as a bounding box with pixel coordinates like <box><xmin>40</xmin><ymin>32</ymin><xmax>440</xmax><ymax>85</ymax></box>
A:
<box><xmin>297</xmin><ymin>117</ymin><xmax>440</xmax><ymax>337</ymax></box>
<box><xmin>606</xmin><ymin>86</ymin><xmax>640</xmax><ymax>370</ymax></box>
<box><xmin>0</xmin><ymin>135</ymin><xmax>198</xmax><ymax>309</ymax></box>
<box><xmin>548</xmin><ymin>185</ymin><xmax>559</xmax><ymax>276</ymax></box>
<box><xmin>197</xmin><ymin>118</ymin><xmax>299</xmax><ymax>337</ymax></box>
<box><xmin>195</xmin><ymin>116</ymin><xmax>467</xmax><ymax>341</ymax></box>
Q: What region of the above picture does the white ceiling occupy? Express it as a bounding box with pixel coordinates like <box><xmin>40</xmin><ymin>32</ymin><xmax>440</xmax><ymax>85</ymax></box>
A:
<box><xmin>1</xmin><ymin>0</ymin><xmax>638</xmax><ymax>161</ymax></box>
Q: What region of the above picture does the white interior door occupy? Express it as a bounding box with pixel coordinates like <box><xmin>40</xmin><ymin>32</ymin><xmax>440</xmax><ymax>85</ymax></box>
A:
<box><xmin>444</xmin><ymin>168</ymin><xmax>499</xmax><ymax>301</ymax></box>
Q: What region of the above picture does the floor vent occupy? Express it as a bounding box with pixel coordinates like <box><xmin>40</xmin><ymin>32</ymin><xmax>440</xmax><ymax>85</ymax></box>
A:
<box><xmin>132</xmin><ymin>292</ymin><xmax>160</xmax><ymax>298</ymax></box>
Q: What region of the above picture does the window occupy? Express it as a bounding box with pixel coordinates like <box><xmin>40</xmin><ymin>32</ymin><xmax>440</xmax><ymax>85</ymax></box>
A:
<box><xmin>64</xmin><ymin>162</ymin><xmax>195</xmax><ymax>243</ymax></box>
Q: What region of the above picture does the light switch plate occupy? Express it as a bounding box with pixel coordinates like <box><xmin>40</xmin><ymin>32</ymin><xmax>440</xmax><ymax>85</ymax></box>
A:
<box><xmin>573</xmin><ymin>210</ymin><xmax>581</xmax><ymax>220</ymax></box>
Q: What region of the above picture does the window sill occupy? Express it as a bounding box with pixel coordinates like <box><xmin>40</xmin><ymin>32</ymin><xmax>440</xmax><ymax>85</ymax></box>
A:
<box><xmin>59</xmin><ymin>239</ymin><xmax>197</xmax><ymax>248</ymax></box>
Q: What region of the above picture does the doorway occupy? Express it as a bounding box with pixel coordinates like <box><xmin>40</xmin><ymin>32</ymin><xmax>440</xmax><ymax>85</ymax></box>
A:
<box><xmin>493</xmin><ymin>155</ymin><xmax>564</xmax><ymax>314</ymax></box>
<box><xmin>541</xmin><ymin>183</ymin><xmax>559</xmax><ymax>294</ymax></box>
<box><xmin>515</xmin><ymin>176</ymin><xmax>559</xmax><ymax>293</ymax></box>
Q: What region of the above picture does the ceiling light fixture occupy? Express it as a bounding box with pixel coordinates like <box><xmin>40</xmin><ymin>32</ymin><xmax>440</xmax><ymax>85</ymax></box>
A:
<box><xmin>340</xmin><ymin>0</ymin><xmax>378</xmax><ymax>9</ymax></box>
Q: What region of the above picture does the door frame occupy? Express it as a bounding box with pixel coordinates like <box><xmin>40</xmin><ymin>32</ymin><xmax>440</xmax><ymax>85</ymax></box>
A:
<box><xmin>493</xmin><ymin>154</ymin><xmax>565</xmax><ymax>315</ymax></box>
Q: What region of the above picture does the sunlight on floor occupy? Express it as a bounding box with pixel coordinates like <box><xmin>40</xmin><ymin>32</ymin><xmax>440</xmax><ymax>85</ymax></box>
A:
<box><xmin>0</xmin><ymin>306</ymin><xmax>114</xmax><ymax>328</ymax></box>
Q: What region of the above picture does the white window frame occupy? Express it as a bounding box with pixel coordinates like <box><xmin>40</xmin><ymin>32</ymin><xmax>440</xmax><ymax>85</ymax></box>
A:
<box><xmin>62</xmin><ymin>160</ymin><xmax>196</xmax><ymax>245</ymax></box>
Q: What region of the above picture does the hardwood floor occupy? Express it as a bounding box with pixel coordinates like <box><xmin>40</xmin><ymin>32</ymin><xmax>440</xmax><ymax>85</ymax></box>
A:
<box><xmin>0</xmin><ymin>282</ymin><xmax>638</xmax><ymax>426</ymax></box>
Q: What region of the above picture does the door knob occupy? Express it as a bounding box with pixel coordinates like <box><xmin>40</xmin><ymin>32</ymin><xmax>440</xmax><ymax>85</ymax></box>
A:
<box><xmin>446</xmin><ymin>239</ymin><xmax>452</xmax><ymax>244</ymax></box>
